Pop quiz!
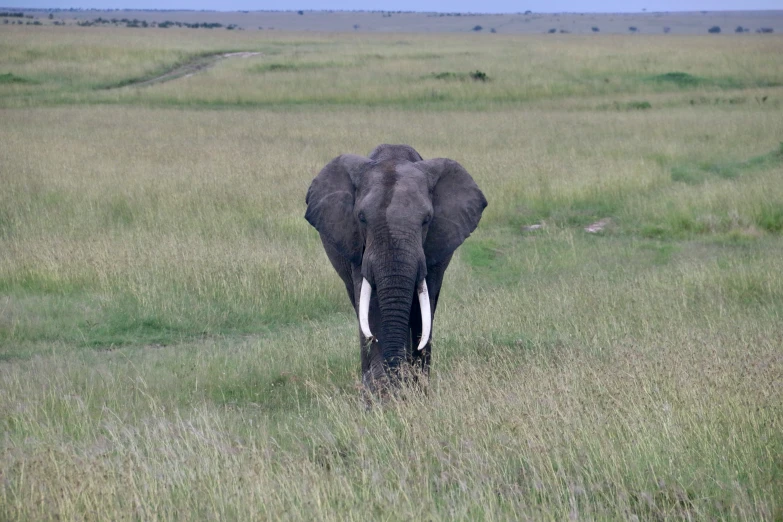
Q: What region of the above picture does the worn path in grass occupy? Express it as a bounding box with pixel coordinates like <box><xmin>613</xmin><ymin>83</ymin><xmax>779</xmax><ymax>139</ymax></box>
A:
<box><xmin>108</xmin><ymin>51</ymin><xmax>262</xmax><ymax>89</ymax></box>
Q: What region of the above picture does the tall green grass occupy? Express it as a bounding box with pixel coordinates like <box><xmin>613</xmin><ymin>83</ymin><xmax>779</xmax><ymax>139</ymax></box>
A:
<box><xmin>1</xmin><ymin>26</ymin><xmax>782</xmax><ymax>519</ymax></box>
<box><xmin>2</xmin><ymin>27</ymin><xmax>783</xmax><ymax>109</ymax></box>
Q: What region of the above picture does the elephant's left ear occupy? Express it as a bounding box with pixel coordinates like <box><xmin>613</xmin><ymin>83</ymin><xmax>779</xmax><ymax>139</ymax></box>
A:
<box><xmin>305</xmin><ymin>154</ymin><xmax>370</xmax><ymax>265</ymax></box>
<box><xmin>415</xmin><ymin>158</ymin><xmax>488</xmax><ymax>266</ymax></box>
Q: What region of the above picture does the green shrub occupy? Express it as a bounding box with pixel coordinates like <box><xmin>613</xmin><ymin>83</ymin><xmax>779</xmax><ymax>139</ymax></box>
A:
<box><xmin>756</xmin><ymin>205</ymin><xmax>783</xmax><ymax>233</ymax></box>
<box><xmin>469</xmin><ymin>70</ymin><xmax>489</xmax><ymax>82</ymax></box>
<box><xmin>0</xmin><ymin>72</ymin><xmax>34</xmax><ymax>84</ymax></box>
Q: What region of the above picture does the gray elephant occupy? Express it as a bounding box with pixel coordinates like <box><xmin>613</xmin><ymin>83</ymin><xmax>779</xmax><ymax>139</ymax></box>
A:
<box><xmin>305</xmin><ymin>144</ymin><xmax>487</xmax><ymax>394</ymax></box>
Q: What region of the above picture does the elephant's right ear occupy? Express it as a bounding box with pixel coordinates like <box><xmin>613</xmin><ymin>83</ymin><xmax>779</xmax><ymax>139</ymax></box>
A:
<box><xmin>305</xmin><ymin>154</ymin><xmax>371</xmax><ymax>265</ymax></box>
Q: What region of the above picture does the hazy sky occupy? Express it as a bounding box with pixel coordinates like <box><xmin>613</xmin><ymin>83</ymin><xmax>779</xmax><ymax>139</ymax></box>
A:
<box><xmin>9</xmin><ymin>0</ymin><xmax>782</xmax><ymax>12</ymax></box>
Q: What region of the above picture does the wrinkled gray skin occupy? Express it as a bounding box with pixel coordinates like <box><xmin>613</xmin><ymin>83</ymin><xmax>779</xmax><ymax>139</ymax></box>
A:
<box><xmin>305</xmin><ymin>144</ymin><xmax>487</xmax><ymax>394</ymax></box>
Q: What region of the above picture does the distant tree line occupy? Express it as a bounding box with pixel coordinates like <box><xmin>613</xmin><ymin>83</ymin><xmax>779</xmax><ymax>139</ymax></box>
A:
<box><xmin>3</xmin><ymin>18</ymin><xmax>42</xmax><ymax>25</ymax></box>
<box><xmin>541</xmin><ymin>24</ymin><xmax>775</xmax><ymax>35</ymax></box>
<box><xmin>72</xmin><ymin>17</ymin><xmax>240</xmax><ymax>29</ymax></box>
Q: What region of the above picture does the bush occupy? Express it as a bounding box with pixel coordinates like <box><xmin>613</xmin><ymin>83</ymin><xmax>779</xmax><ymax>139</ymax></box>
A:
<box><xmin>663</xmin><ymin>26</ymin><xmax>671</xmax><ymax>33</ymax></box>
<box><xmin>432</xmin><ymin>72</ymin><xmax>460</xmax><ymax>80</ymax></box>
<box><xmin>629</xmin><ymin>26</ymin><xmax>638</xmax><ymax>33</ymax></box>
<box><xmin>757</xmin><ymin>27</ymin><xmax>774</xmax><ymax>33</ymax></box>
<box><xmin>472</xmin><ymin>25</ymin><xmax>482</xmax><ymax>31</ymax></box>
<box><xmin>592</xmin><ymin>26</ymin><xmax>600</xmax><ymax>32</ymax></box>
<box><xmin>548</xmin><ymin>28</ymin><xmax>556</xmax><ymax>33</ymax></box>
<box><xmin>735</xmin><ymin>25</ymin><xmax>745</xmax><ymax>33</ymax></box>
<box><xmin>623</xmin><ymin>100</ymin><xmax>652</xmax><ymax>110</ymax></box>
<box><xmin>708</xmin><ymin>26</ymin><xmax>721</xmax><ymax>33</ymax></box>
<box><xmin>430</xmin><ymin>71</ymin><xmax>490</xmax><ymax>82</ymax></box>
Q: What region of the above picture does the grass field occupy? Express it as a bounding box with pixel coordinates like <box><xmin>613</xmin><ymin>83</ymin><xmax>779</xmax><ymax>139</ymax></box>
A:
<box><xmin>9</xmin><ymin>8</ymin><xmax>783</xmax><ymax>34</ymax></box>
<box><xmin>1</xmin><ymin>24</ymin><xmax>782</xmax><ymax>520</ymax></box>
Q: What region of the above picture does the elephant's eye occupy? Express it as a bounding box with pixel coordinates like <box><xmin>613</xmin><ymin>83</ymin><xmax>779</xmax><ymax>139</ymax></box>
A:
<box><xmin>422</xmin><ymin>214</ymin><xmax>432</xmax><ymax>226</ymax></box>
<box><xmin>358</xmin><ymin>211</ymin><xmax>367</xmax><ymax>224</ymax></box>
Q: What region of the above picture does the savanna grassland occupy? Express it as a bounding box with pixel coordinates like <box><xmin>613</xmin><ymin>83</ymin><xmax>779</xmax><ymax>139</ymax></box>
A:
<box><xmin>1</xmin><ymin>24</ymin><xmax>783</xmax><ymax>520</ymax></box>
<box><xmin>11</xmin><ymin>8</ymin><xmax>783</xmax><ymax>35</ymax></box>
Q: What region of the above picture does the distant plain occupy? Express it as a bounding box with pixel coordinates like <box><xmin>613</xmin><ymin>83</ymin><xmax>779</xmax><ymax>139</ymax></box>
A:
<box><xmin>8</xmin><ymin>7</ymin><xmax>783</xmax><ymax>34</ymax></box>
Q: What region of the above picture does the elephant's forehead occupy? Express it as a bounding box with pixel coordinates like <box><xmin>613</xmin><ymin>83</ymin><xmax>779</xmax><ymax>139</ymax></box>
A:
<box><xmin>364</xmin><ymin>166</ymin><xmax>429</xmax><ymax>208</ymax></box>
<box><xmin>368</xmin><ymin>165</ymin><xmax>427</xmax><ymax>189</ymax></box>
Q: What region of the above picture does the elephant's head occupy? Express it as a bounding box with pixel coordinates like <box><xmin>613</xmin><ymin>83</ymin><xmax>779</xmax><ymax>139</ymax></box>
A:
<box><xmin>305</xmin><ymin>144</ymin><xmax>486</xmax><ymax>388</ymax></box>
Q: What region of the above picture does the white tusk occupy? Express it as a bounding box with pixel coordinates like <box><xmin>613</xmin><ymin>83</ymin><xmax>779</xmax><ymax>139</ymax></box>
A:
<box><xmin>417</xmin><ymin>280</ymin><xmax>431</xmax><ymax>350</ymax></box>
<box><xmin>359</xmin><ymin>278</ymin><xmax>374</xmax><ymax>340</ymax></box>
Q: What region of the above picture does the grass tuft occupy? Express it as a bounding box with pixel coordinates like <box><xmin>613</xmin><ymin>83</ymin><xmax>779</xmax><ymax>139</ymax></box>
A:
<box><xmin>650</xmin><ymin>71</ymin><xmax>704</xmax><ymax>87</ymax></box>
<box><xmin>671</xmin><ymin>145</ymin><xmax>783</xmax><ymax>185</ymax></box>
<box><xmin>0</xmin><ymin>72</ymin><xmax>35</xmax><ymax>84</ymax></box>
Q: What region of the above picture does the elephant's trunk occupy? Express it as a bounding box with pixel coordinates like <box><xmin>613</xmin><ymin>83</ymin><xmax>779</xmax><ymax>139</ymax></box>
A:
<box><xmin>359</xmin><ymin>277</ymin><xmax>430</xmax><ymax>351</ymax></box>
<box><xmin>373</xmin><ymin>259</ymin><xmax>420</xmax><ymax>377</ymax></box>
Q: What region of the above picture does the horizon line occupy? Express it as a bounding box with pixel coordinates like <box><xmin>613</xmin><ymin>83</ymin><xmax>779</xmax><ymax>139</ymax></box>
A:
<box><xmin>4</xmin><ymin>6</ymin><xmax>783</xmax><ymax>14</ymax></box>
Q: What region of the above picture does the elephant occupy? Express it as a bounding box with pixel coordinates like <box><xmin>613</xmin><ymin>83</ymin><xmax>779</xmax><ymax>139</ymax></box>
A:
<box><xmin>305</xmin><ymin>144</ymin><xmax>487</xmax><ymax>394</ymax></box>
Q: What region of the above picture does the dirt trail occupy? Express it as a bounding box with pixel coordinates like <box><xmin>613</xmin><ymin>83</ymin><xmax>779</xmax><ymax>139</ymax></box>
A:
<box><xmin>114</xmin><ymin>51</ymin><xmax>262</xmax><ymax>89</ymax></box>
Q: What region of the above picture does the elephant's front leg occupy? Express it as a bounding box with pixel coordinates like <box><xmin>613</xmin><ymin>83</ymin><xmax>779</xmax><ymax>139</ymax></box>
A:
<box><xmin>360</xmin><ymin>330</ymin><xmax>387</xmax><ymax>394</ymax></box>
<box><xmin>407</xmin><ymin>256</ymin><xmax>450</xmax><ymax>382</ymax></box>
<box><xmin>355</xmin><ymin>271</ymin><xmax>390</xmax><ymax>396</ymax></box>
<box><xmin>406</xmin><ymin>303</ymin><xmax>431</xmax><ymax>381</ymax></box>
